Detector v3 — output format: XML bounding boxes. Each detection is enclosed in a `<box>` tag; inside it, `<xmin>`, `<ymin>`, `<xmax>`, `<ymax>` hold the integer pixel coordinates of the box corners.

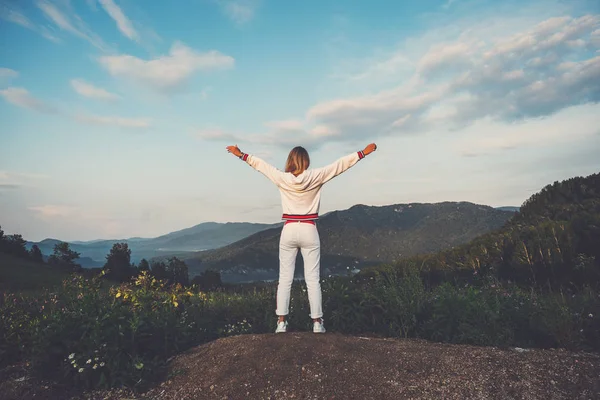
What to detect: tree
<box><xmin>29</xmin><ymin>244</ymin><xmax>44</xmax><ymax>263</ymax></box>
<box><xmin>4</xmin><ymin>234</ymin><xmax>28</xmax><ymax>257</ymax></box>
<box><xmin>103</xmin><ymin>243</ymin><xmax>135</xmax><ymax>282</ymax></box>
<box><xmin>166</xmin><ymin>257</ymin><xmax>189</xmax><ymax>286</ymax></box>
<box><xmin>48</xmin><ymin>242</ymin><xmax>81</xmax><ymax>271</ymax></box>
<box><xmin>150</xmin><ymin>260</ymin><xmax>168</xmax><ymax>281</ymax></box>
<box><xmin>138</xmin><ymin>258</ymin><xmax>150</xmax><ymax>272</ymax></box>
<box><xmin>191</xmin><ymin>269</ymin><xmax>222</xmax><ymax>291</ymax></box>
<box><xmin>0</xmin><ymin>225</ymin><xmax>5</xmax><ymax>254</ymax></box>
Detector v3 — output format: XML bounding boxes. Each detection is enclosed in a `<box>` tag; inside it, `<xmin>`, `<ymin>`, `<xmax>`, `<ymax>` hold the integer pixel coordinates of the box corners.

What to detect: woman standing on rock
<box><xmin>226</xmin><ymin>143</ymin><xmax>377</xmax><ymax>333</ymax></box>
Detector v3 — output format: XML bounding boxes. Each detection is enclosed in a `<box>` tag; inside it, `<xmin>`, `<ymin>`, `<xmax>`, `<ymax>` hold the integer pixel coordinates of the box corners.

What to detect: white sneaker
<box><xmin>313</xmin><ymin>319</ymin><xmax>326</xmax><ymax>333</ymax></box>
<box><xmin>275</xmin><ymin>320</ymin><xmax>288</xmax><ymax>333</ymax></box>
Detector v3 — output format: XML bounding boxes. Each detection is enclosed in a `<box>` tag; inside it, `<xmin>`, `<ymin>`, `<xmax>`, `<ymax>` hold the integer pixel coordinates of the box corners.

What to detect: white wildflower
<box><xmin>86</xmin><ymin>359</ymin><xmax>92</xmax><ymax>364</ymax></box>
<box><xmin>589</xmin><ymin>313</ymin><xmax>594</xmax><ymax>318</ymax></box>
<box><xmin>68</xmin><ymin>353</ymin><xmax>75</xmax><ymax>360</ymax></box>
<box><xmin>78</xmin><ymin>368</ymin><xmax>84</xmax><ymax>373</ymax></box>
<box><xmin>100</xmin><ymin>362</ymin><xmax>105</xmax><ymax>367</ymax></box>
<box><xmin>93</xmin><ymin>364</ymin><xmax>98</xmax><ymax>370</ymax></box>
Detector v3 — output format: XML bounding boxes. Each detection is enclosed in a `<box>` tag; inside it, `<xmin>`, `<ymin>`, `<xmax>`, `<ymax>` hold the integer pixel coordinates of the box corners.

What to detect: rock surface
<box><xmin>2</xmin><ymin>333</ymin><xmax>599</xmax><ymax>399</ymax></box>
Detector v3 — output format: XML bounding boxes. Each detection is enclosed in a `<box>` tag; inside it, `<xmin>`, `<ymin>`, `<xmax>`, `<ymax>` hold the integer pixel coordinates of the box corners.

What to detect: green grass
<box><xmin>0</xmin><ymin>253</ymin><xmax>69</xmax><ymax>293</ymax></box>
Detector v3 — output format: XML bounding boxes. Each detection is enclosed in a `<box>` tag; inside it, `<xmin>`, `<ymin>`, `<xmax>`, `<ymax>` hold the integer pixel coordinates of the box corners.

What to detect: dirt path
<box><xmin>2</xmin><ymin>333</ymin><xmax>599</xmax><ymax>399</ymax></box>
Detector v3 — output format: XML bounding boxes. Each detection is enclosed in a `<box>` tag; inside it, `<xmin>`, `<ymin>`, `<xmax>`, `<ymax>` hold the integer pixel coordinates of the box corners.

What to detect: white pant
<box><xmin>276</xmin><ymin>221</ymin><xmax>323</xmax><ymax>319</ymax></box>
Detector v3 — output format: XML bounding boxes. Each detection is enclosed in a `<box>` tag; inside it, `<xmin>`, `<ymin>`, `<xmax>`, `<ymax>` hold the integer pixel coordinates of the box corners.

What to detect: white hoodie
<box><xmin>240</xmin><ymin>151</ymin><xmax>366</xmax><ymax>220</ymax></box>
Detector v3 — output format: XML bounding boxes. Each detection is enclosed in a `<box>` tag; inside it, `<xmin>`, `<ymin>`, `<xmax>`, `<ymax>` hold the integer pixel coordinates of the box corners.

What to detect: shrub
<box><xmin>2</xmin><ymin>269</ymin><xmax>599</xmax><ymax>392</ymax></box>
<box><xmin>422</xmin><ymin>283</ymin><xmax>515</xmax><ymax>346</ymax></box>
<box><xmin>364</xmin><ymin>266</ymin><xmax>426</xmax><ymax>338</ymax></box>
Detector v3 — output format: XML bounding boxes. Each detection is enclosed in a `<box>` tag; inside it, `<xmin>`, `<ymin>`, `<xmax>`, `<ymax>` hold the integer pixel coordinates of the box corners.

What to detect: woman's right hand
<box><xmin>226</xmin><ymin>145</ymin><xmax>243</xmax><ymax>158</ymax></box>
<box><xmin>363</xmin><ymin>143</ymin><xmax>377</xmax><ymax>155</ymax></box>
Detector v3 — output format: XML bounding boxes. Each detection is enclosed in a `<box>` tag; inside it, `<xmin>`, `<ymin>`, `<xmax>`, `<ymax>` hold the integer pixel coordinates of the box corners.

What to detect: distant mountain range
<box><xmin>169</xmin><ymin>202</ymin><xmax>517</xmax><ymax>283</ymax></box>
<box><xmin>495</xmin><ymin>206</ymin><xmax>521</xmax><ymax>212</ymax></box>
<box><xmin>25</xmin><ymin>204</ymin><xmax>519</xmax><ymax>273</ymax></box>
<box><xmin>26</xmin><ymin>222</ymin><xmax>281</xmax><ymax>267</ymax></box>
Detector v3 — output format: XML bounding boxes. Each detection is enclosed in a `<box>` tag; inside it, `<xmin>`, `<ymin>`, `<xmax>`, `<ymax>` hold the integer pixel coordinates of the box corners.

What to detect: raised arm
<box><xmin>311</xmin><ymin>143</ymin><xmax>377</xmax><ymax>186</ymax></box>
<box><xmin>226</xmin><ymin>145</ymin><xmax>285</xmax><ymax>187</ymax></box>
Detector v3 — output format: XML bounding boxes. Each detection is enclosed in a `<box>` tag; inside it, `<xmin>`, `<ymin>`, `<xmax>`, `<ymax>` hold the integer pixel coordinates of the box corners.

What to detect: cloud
<box><xmin>0</xmin><ymin>68</ymin><xmax>19</xmax><ymax>79</ymax></box>
<box><xmin>36</xmin><ymin>0</ymin><xmax>107</xmax><ymax>50</ymax></box>
<box><xmin>0</xmin><ymin>68</ymin><xmax>19</xmax><ymax>86</ymax></box>
<box><xmin>198</xmin><ymin>13</ymin><xmax>599</xmax><ymax>152</ymax></box>
<box><xmin>75</xmin><ymin>114</ymin><xmax>152</xmax><ymax>128</ymax></box>
<box><xmin>0</xmin><ymin>7</ymin><xmax>61</xmax><ymax>42</ymax></box>
<box><xmin>217</xmin><ymin>0</ymin><xmax>260</xmax><ymax>25</ymax></box>
<box><xmin>0</xmin><ymin>171</ymin><xmax>48</xmax><ymax>190</ymax></box>
<box><xmin>442</xmin><ymin>0</ymin><xmax>458</xmax><ymax>10</ymax></box>
<box><xmin>98</xmin><ymin>41</ymin><xmax>234</xmax><ymax>93</ymax></box>
<box><xmin>195</xmin><ymin>128</ymin><xmax>242</xmax><ymax>142</ymax></box>
<box><xmin>0</xmin><ymin>87</ymin><xmax>58</xmax><ymax>113</ymax></box>
<box><xmin>1</xmin><ymin>86</ymin><xmax>149</xmax><ymax>128</ymax></box>
<box><xmin>37</xmin><ymin>1</ymin><xmax>77</xmax><ymax>33</ymax></box>
<box><xmin>97</xmin><ymin>0</ymin><xmax>138</xmax><ymax>41</ymax></box>
<box><xmin>29</xmin><ymin>205</ymin><xmax>75</xmax><ymax>218</ymax></box>
<box><xmin>198</xmin><ymin>88</ymin><xmax>211</xmax><ymax>100</ymax></box>
<box><xmin>305</xmin><ymin>13</ymin><xmax>600</xmax><ymax>144</ymax></box>
<box><xmin>306</xmin><ymin>87</ymin><xmax>445</xmax><ymax>140</ymax></box>
<box><xmin>454</xmin><ymin>102</ymin><xmax>600</xmax><ymax>156</ymax></box>
<box><xmin>0</xmin><ymin>171</ymin><xmax>48</xmax><ymax>181</ymax></box>
<box><xmin>70</xmin><ymin>79</ymin><xmax>119</xmax><ymax>101</ymax></box>
<box><xmin>345</xmin><ymin>53</ymin><xmax>413</xmax><ymax>82</ymax></box>
<box><xmin>86</xmin><ymin>0</ymin><xmax>98</xmax><ymax>11</ymax></box>
<box><xmin>591</xmin><ymin>29</ymin><xmax>600</xmax><ymax>48</ymax></box>
<box><xmin>0</xmin><ymin>184</ymin><xmax>20</xmax><ymax>190</ymax></box>
<box><xmin>417</xmin><ymin>41</ymin><xmax>477</xmax><ymax>76</ymax></box>
<box><xmin>264</xmin><ymin>119</ymin><xmax>304</xmax><ymax>131</ymax></box>
<box><xmin>310</xmin><ymin>125</ymin><xmax>339</xmax><ymax>138</ymax></box>
<box><xmin>197</xmin><ymin>119</ymin><xmax>340</xmax><ymax>150</ymax></box>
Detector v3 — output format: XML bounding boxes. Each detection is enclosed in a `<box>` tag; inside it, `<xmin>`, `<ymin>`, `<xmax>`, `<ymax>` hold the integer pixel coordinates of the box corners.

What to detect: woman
<box><xmin>226</xmin><ymin>143</ymin><xmax>377</xmax><ymax>333</ymax></box>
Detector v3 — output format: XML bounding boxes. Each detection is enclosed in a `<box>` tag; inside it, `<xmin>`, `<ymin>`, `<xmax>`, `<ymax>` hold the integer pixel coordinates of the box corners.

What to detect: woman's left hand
<box><xmin>226</xmin><ymin>145</ymin><xmax>243</xmax><ymax>158</ymax></box>
<box><xmin>363</xmin><ymin>143</ymin><xmax>377</xmax><ymax>155</ymax></box>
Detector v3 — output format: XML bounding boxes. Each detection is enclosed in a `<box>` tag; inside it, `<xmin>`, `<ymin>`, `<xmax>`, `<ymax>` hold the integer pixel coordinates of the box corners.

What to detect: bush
<box><xmin>321</xmin><ymin>277</ymin><xmax>370</xmax><ymax>333</ymax></box>
<box><xmin>2</xmin><ymin>272</ymin><xmax>211</xmax><ymax>389</ymax></box>
<box><xmin>421</xmin><ymin>283</ymin><xmax>515</xmax><ymax>346</ymax></box>
<box><xmin>2</xmin><ymin>269</ymin><xmax>599</xmax><ymax>392</ymax></box>
<box><xmin>364</xmin><ymin>266</ymin><xmax>426</xmax><ymax>338</ymax></box>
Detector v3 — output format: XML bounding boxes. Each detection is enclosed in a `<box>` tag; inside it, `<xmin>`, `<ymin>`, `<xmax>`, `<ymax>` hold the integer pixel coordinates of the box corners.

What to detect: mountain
<box><xmin>359</xmin><ymin>172</ymin><xmax>600</xmax><ymax>289</ymax></box>
<box><xmin>495</xmin><ymin>206</ymin><xmax>520</xmax><ymax>212</ymax></box>
<box><xmin>26</xmin><ymin>222</ymin><xmax>280</xmax><ymax>267</ymax></box>
<box><xmin>175</xmin><ymin>202</ymin><xmax>515</xmax><ymax>283</ymax></box>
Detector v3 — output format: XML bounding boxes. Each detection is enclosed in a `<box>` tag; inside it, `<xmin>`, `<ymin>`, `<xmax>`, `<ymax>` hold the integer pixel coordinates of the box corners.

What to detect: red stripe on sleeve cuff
<box><xmin>358</xmin><ymin>151</ymin><xmax>365</xmax><ymax>159</ymax></box>
<box><xmin>241</xmin><ymin>153</ymin><xmax>249</xmax><ymax>161</ymax></box>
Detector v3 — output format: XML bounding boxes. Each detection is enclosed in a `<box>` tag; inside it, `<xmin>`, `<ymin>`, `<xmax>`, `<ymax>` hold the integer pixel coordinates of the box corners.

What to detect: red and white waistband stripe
<box><xmin>282</xmin><ymin>213</ymin><xmax>319</xmax><ymax>221</ymax></box>
<box><xmin>284</xmin><ymin>220</ymin><xmax>315</xmax><ymax>225</ymax></box>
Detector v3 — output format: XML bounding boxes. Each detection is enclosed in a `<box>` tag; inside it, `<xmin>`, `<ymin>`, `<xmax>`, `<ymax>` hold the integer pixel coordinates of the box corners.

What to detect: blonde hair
<box><xmin>285</xmin><ymin>146</ymin><xmax>310</xmax><ymax>175</ymax></box>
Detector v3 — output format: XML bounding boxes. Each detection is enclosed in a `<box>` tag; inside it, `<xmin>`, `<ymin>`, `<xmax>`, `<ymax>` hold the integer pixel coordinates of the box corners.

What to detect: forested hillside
<box><xmin>177</xmin><ymin>202</ymin><xmax>514</xmax><ymax>282</ymax></box>
<box><xmin>359</xmin><ymin>172</ymin><xmax>600</xmax><ymax>290</ymax></box>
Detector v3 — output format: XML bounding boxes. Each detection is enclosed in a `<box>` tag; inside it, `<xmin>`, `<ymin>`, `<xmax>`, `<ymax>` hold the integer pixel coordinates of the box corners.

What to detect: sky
<box><xmin>1</xmin><ymin>0</ymin><xmax>599</xmax><ymax>242</ymax></box>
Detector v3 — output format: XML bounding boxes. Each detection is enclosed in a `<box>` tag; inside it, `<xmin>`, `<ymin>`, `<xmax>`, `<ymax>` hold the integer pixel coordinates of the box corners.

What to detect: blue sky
<box><xmin>1</xmin><ymin>0</ymin><xmax>599</xmax><ymax>241</ymax></box>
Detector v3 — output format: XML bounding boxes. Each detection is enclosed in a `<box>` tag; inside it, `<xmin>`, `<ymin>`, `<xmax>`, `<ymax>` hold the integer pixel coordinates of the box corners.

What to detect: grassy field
<box><xmin>0</xmin><ymin>253</ymin><xmax>69</xmax><ymax>293</ymax></box>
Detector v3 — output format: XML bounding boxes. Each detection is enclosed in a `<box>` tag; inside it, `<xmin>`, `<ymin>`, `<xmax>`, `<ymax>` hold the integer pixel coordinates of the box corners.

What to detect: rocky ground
<box><xmin>2</xmin><ymin>333</ymin><xmax>599</xmax><ymax>399</ymax></box>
